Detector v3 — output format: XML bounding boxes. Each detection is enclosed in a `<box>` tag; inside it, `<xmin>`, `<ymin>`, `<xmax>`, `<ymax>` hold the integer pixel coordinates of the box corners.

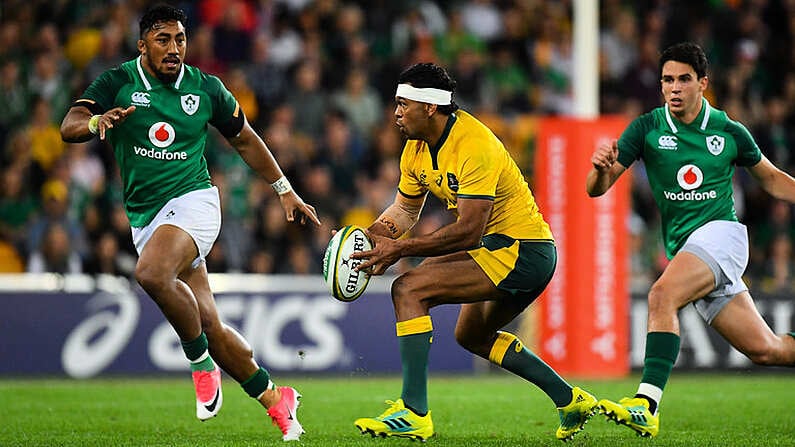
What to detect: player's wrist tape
<box><xmin>88</xmin><ymin>115</ymin><xmax>101</xmax><ymax>135</ymax></box>
<box><xmin>271</xmin><ymin>176</ymin><xmax>292</xmax><ymax>195</ymax></box>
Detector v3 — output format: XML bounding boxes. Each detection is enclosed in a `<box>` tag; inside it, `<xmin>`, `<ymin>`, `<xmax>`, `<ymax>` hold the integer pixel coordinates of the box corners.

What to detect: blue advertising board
<box><xmin>0</xmin><ymin>274</ymin><xmax>474</xmax><ymax>377</ymax></box>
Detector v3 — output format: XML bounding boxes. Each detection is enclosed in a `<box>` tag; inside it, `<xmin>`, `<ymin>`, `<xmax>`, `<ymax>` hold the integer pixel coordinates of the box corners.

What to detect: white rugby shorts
<box><xmin>679</xmin><ymin>220</ymin><xmax>749</xmax><ymax>324</ymax></box>
<box><xmin>131</xmin><ymin>186</ymin><xmax>221</xmax><ymax>269</ymax></box>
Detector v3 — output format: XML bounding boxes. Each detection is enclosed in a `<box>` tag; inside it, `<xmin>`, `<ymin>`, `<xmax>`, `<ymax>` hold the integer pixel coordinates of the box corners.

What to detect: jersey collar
<box><xmin>135</xmin><ymin>56</ymin><xmax>186</xmax><ymax>90</ymax></box>
<box><xmin>664</xmin><ymin>97</ymin><xmax>711</xmax><ymax>133</ymax></box>
<box><xmin>428</xmin><ymin>113</ymin><xmax>457</xmax><ymax>170</ymax></box>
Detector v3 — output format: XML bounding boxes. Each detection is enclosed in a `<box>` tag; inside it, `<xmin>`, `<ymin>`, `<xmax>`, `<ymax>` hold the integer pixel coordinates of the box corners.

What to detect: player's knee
<box><xmin>390</xmin><ymin>274</ymin><xmax>418</xmax><ymax>306</ymax></box>
<box><xmin>647</xmin><ymin>282</ymin><xmax>673</xmax><ymax>315</ymax></box>
<box><xmin>453</xmin><ymin>327</ymin><xmax>489</xmax><ymax>357</ymax></box>
<box><xmin>199</xmin><ymin>314</ymin><xmax>222</xmax><ymax>335</ymax></box>
<box><xmin>135</xmin><ymin>262</ymin><xmax>170</xmax><ymax>295</ymax></box>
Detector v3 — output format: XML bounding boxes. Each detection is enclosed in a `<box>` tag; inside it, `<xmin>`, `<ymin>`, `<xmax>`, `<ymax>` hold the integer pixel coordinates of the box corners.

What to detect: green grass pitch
<box><xmin>2</xmin><ymin>373</ymin><xmax>793</xmax><ymax>446</ymax></box>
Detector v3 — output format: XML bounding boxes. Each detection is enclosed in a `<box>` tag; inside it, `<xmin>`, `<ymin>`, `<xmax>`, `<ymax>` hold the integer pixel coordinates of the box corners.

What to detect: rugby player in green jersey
<box><xmin>350</xmin><ymin>63</ymin><xmax>598</xmax><ymax>441</ymax></box>
<box><xmin>587</xmin><ymin>42</ymin><xmax>795</xmax><ymax>438</ymax></box>
<box><xmin>60</xmin><ymin>4</ymin><xmax>319</xmax><ymax>441</ymax></box>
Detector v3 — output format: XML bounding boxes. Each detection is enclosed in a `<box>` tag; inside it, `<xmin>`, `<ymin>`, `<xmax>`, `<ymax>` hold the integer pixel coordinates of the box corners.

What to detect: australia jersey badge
<box><xmin>706</xmin><ymin>135</ymin><xmax>724</xmax><ymax>155</ymax></box>
<box><xmin>181</xmin><ymin>94</ymin><xmax>200</xmax><ymax>115</ymax></box>
<box><xmin>446</xmin><ymin>172</ymin><xmax>459</xmax><ymax>191</ymax></box>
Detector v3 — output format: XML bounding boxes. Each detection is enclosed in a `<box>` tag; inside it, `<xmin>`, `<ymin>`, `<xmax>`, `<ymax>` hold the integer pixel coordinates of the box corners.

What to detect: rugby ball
<box><xmin>323</xmin><ymin>225</ymin><xmax>372</xmax><ymax>302</ymax></box>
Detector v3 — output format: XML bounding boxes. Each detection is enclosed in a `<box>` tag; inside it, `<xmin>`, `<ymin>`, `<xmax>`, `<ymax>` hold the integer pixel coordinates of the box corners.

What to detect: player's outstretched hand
<box><xmin>591</xmin><ymin>139</ymin><xmax>619</xmax><ymax>171</ymax></box>
<box><xmin>98</xmin><ymin>106</ymin><xmax>136</xmax><ymax>140</ymax></box>
<box><xmin>279</xmin><ymin>192</ymin><xmax>321</xmax><ymax>226</ymax></box>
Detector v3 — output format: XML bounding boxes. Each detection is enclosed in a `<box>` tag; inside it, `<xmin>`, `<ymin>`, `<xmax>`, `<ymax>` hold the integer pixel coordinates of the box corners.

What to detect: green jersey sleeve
<box><xmin>77</xmin><ymin>67</ymin><xmax>131</xmax><ymax>114</ymax></box>
<box><xmin>616</xmin><ymin>112</ymin><xmax>655</xmax><ymax>168</ymax></box>
<box><xmin>725</xmin><ymin>119</ymin><xmax>762</xmax><ymax>167</ymax></box>
<box><xmin>203</xmin><ymin>73</ymin><xmax>244</xmax><ymax>138</ymax></box>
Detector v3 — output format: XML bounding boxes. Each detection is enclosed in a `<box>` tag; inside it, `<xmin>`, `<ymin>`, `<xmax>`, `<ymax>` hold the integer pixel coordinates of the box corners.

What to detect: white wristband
<box><xmin>271</xmin><ymin>176</ymin><xmax>292</xmax><ymax>195</ymax></box>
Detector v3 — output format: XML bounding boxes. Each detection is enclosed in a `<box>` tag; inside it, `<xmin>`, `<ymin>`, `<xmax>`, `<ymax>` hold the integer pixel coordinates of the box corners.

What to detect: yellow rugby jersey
<box><xmin>398</xmin><ymin>110</ymin><xmax>553</xmax><ymax>241</ymax></box>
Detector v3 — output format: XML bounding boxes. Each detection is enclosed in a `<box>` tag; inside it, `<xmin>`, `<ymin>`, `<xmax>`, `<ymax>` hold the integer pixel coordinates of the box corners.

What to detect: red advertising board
<box><xmin>534</xmin><ymin>117</ymin><xmax>630</xmax><ymax>377</ymax></box>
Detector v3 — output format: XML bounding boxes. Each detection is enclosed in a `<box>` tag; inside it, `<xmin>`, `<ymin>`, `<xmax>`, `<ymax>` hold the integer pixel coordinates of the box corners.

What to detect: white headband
<box><xmin>395</xmin><ymin>84</ymin><xmax>452</xmax><ymax>105</ymax></box>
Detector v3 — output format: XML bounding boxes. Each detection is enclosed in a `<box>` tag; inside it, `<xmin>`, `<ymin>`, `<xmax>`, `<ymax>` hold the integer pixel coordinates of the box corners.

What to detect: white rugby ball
<box><xmin>323</xmin><ymin>225</ymin><xmax>372</xmax><ymax>302</ymax></box>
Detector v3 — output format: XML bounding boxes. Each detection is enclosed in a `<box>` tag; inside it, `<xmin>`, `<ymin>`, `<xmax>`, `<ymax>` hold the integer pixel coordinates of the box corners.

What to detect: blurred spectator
<box><xmin>531</xmin><ymin>17</ymin><xmax>574</xmax><ymax>115</ymax></box>
<box><xmin>0</xmin><ymin>165</ymin><xmax>37</xmax><ymax>255</ymax></box>
<box><xmin>205</xmin><ymin>242</ymin><xmax>230</xmax><ymax>273</ymax></box>
<box><xmin>459</xmin><ymin>0</ymin><xmax>503</xmax><ymax>43</ymax></box>
<box><xmin>0</xmin><ymin>59</ymin><xmax>28</xmax><ymax>146</ymax></box>
<box><xmin>27</xmin><ymin>221</ymin><xmax>82</xmax><ymax>274</ymax></box>
<box><xmin>26</xmin><ymin>179</ymin><xmax>86</xmax><ymax>260</ymax></box>
<box><xmin>298</xmin><ymin>162</ymin><xmax>343</xmax><ymax>222</ymax></box>
<box><xmin>224</xmin><ymin>66</ymin><xmax>259</xmax><ymax>124</ymax></box>
<box><xmin>243</xmin><ymin>31</ymin><xmax>287</xmax><ymax>122</ymax></box>
<box><xmin>449</xmin><ymin>46</ymin><xmax>486</xmax><ymax>112</ymax></box>
<box><xmin>247</xmin><ymin>248</ymin><xmax>274</xmax><ymax>273</ymax></box>
<box><xmin>208</xmin><ymin>139</ymin><xmax>256</xmax><ymax>272</ymax></box>
<box><xmin>753</xmin><ymin>96</ymin><xmax>795</xmax><ymax>171</ymax></box>
<box><xmin>82</xmin><ymin>230</ymin><xmax>132</xmax><ymax>277</ymax></box>
<box><xmin>84</xmin><ymin>22</ymin><xmax>128</xmax><ymax>82</ymax></box>
<box><xmin>27</xmin><ymin>50</ymin><xmax>72</xmax><ymax>123</ymax></box>
<box><xmin>749</xmin><ymin>200</ymin><xmax>795</xmax><ymax>277</ymax></box>
<box><xmin>0</xmin><ymin>20</ymin><xmax>23</xmax><ymax>62</ymax></box>
<box><xmin>186</xmin><ymin>24</ymin><xmax>226</xmax><ymax>76</ymax></box>
<box><xmin>212</xmin><ymin>0</ymin><xmax>255</xmax><ymax>65</ymax></box>
<box><xmin>261</xmin><ymin>114</ymin><xmax>308</xmax><ymax>180</ymax></box>
<box><xmin>107</xmin><ymin>203</ymin><xmax>137</xmax><ymax>263</ymax></box>
<box><xmin>600</xmin><ymin>8</ymin><xmax>639</xmax><ymax>85</ymax></box>
<box><xmin>27</xmin><ymin>96</ymin><xmax>66</xmax><ymax>176</ymax></box>
<box><xmin>435</xmin><ymin>9</ymin><xmax>485</xmax><ymax>68</ymax></box>
<box><xmin>0</xmin><ymin>233</ymin><xmax>24</xmax><ymax>272</ymax></box>
<box><xmin>330</xmin><ymin>68</ymin><xmax>383</xmax><ymax>145</ymax></box>
<box><xmin>283</xmin><ymin>243</ymin><xmax>316</xmax><ymax>274</ymax></box>
<box><xmin>618</xmin><ymin>35</ymin><xmax>663</xmax><ymax>114</ymax></box>
<box><xmin>391</xmin><ymin>3</ymin><xmax>446</xmax><ymax>63</ymax></box>
<box><xmin>760</xmin><ymin>233</ymin><xmax>794</xmax><ymax>293</ymax></box>
<box><xmin>66</xmin><ymin>141</ymin><xmax>106</xmax><ymax>204</ymax></box>
<box><xmin>483</xmin><ymin>44</ymin><xmax>532</xmax><ymax>115</ymax></box>
<box><xmin>267</xmin><ymin>5</ymin><xmax>304</xmax><ymax>69</ymax></box>
<box><xmin>315</xmin><ymin>110</ymin><xmax>363</xmax><ymax>199</ymax></box>
<box><xmin>286</xmin><ymin>60</ymin><xmax>327</xmax><ymax>141</ymax></box>
<box><xmin>326</xmin><ymin>3</ymin><xmax>368</xmax><ymax>71</ymax></box>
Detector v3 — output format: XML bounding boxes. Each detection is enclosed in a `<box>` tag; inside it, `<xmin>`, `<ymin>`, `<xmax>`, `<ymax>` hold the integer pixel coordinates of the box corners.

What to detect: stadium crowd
<box><xmin>1</xmin><ymin>0</ymin><xmax>795</xmax><ymax>294</ymax></box>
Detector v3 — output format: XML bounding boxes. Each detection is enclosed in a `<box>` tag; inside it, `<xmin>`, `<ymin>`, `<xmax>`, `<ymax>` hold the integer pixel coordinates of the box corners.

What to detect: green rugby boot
<box><xmin>556</xmin><ymin>387</ymin><xmax>598</xmax><ymax>441</ymax></box>
<box><xmin>354</xmin><ymin>399</ymin><xmax>434</xmax><ymax>441</ymax></box>
<box><xmin>598</xmin><ymin>397</ymin><xmax>659</xmax><ymax>437</ymax></box>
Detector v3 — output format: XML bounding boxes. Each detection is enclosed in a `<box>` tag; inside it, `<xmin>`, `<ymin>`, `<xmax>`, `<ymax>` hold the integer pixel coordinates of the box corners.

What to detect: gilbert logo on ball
<box><xmin>323</xmin><ymin>225</ymin><xmax>372</xmax><ymax>302</ymax></box>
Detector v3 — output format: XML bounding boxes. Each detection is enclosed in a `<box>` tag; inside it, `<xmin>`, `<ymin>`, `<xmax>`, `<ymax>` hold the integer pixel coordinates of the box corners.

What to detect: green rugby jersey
<box><xmin>78</xmin><ymin>57</ymin><xmax>241</xmax><ymax>227</ymax></box>
<box><xmin>617</xmin><ymin>98</ymin><xmax>762</xmax><ymax>258</ymax></box>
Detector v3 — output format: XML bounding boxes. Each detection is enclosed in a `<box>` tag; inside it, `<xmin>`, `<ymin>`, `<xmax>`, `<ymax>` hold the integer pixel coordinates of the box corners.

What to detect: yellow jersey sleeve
<box><xmin>398</xmin><ymin>140</ymin><xmax>428</xmax><ymax>198</ymax></box>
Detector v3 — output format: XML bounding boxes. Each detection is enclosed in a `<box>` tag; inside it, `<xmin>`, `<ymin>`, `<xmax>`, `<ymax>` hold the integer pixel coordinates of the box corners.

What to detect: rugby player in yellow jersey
<box><xmin>350</xmin><ymin>62</ymin><xmax>597</xmax><ymax>442</ymax></box>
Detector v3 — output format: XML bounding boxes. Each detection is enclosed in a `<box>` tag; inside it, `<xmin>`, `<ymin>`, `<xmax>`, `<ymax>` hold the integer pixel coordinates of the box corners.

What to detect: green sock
<box><xmin>181</xmin><ymin>333</ymin><xmax>215</xmax><ymax>372</ymax></box>
<box><xmin>640</xmin><ymin>332</ymin><xmax>680</xmax><ymax>390</ymax></box>
<box><xmin>241</xmin><ymin>367</ymin><xmax>274</xmax><ymax>398</ymax></box>
<box><xmin>489</xmin><ymin>331</ymin><xmax>571</xmax><ymax>407</ymax></box>
<box><xmin>397</xmin><ymin>316</ymin><xmax>433</xmax><ymax>415</ymax></box>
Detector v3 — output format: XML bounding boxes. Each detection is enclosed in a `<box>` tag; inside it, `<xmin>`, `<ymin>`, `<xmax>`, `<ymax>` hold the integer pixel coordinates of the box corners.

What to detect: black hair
<box><xmin>397</xmin><ymin>62</ymin><xmax>459</xmax><ymax>114</ymax></box>
<box><xmin>660</xmin><ymin>42</ymin><xmax>708</xmax><ymax>79</ymax></box>
<box><xmin>139</xmin><ymin>3</ymin><xmax>187</xmax><ymax>38</ymax></box>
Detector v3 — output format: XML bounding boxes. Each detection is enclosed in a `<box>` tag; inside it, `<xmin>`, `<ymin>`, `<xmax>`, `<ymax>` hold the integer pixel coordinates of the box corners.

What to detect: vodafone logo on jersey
<box><xmin>676</xmin><ymin>164</ymin><xmax>703</xmax><ymax>190</ymax></box>
<box><xmin>664</xmin><ymin>164</ymin><xmax>717</xmax><ymax>201</ymax></box>
<box><xmin>148</xmin><ymin>122</ymin><xmax>175</xmax><ymax>148</ymax></box>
